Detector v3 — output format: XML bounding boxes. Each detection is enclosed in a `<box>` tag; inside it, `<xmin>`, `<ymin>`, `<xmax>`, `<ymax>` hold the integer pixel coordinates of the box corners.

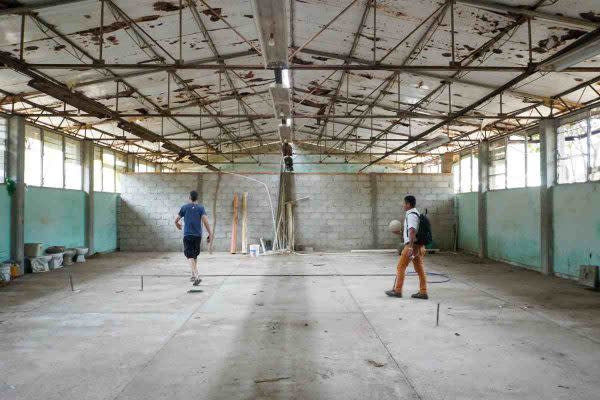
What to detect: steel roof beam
<box><xmin>456</xmin><ymin>0</ymin><xmax>599</xmax><ymax>30</ymax></box>
<box><xmin>360</xmin><ymin>26</ymin><xmax>600</xmax><ymax>171</ymax></box>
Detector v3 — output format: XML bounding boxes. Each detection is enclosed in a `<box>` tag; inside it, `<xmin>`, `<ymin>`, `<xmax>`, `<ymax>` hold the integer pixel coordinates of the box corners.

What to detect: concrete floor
<box><xmin>1</xmin><ymin>251</ymin><xmax>599</xmax><ymax>400</ymax></box>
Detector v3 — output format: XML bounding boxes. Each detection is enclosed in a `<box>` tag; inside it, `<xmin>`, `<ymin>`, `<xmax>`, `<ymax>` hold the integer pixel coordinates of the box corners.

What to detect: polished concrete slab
<box><xmin>1</xmin><ymin>251</ymin><xmax>599</xmax><ymax>399</ymax></box>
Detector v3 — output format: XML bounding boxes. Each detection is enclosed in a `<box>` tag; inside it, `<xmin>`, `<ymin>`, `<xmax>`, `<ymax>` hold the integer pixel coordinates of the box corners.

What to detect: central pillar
<box><xmin>477</xmin><ymin>140</ymin><xmax>489</xmax><ymax>259</ymax></box>
<box><xmin>7</xmin><ymin>116</ymin><xmax>25</xmax><ymax>274</ymax></box>
<box><xmin>82</xmin><ymin>140</ymin><xmax>95</xmax><ymax>255</ymax></box>
<box><xmin>540</xmin><ymin>119</ymin><xmax>556</xmax><ymax>276</ymax></box>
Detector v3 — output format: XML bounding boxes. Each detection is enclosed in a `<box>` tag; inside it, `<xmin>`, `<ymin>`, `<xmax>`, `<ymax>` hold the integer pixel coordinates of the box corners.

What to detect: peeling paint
<box><xmin>291</xmin><ymin>55</ymin><xmax>313</xmax><ymax>65</ymax></box>
<box><xmin>580</xmin><ymin>11</ymin><xmax>600</xmax><ymax>23</ymax></box>
<box><xmin>202</xmin><ymin>8</ymin><xmax>223</xmax><ymax>22</ymax></box>
<box><xmin>153</xmin><ymin>1</ymin><xmax>184</xmax><ymax>12</ymax></box>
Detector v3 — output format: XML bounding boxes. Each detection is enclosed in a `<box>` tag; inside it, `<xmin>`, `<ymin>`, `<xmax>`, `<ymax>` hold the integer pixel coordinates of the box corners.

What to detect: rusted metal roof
<box><xmin>0</xmin><ymin>0</ymin><xmax>599</xmax><ymax>171</ymax></box>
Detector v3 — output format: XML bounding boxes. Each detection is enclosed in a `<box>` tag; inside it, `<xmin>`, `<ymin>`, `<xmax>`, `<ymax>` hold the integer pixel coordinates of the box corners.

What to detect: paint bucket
<box><xmin>249</xmin><ymin>244</ymin><xmax>260</xmax><ymax>257</ymax></box>
<box><xmin>1</xmin><ymin>262</ymin><xmax>12</xmax><ymax>282</ymax></box>
<box><xmin>24</xmin><ymin>243</ymin><xmax>43</xmax><ymax>258</ymax></box>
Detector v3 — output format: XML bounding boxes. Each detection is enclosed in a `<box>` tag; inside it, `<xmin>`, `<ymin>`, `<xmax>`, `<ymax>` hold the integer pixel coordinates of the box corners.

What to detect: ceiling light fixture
<box><xmin>411</xmin><ymin>135</ymin><xmax>451</xmax><ymax>154</ymax></box>
<box><xmin>269</xmin><ymin>84</ymin><xmax>291</xmax><ymax>117</ymax></box>
<box><xmin>539</xmin><ymin>31</ymin><xmax>600</xmax><ymax>71</ymax></box>
<box><xmin>282</xmin><ymin>69</ymin><xmax>290</xmax><ymax>88</ymax></box>
<box><xmin>251</xmin><ymin>0</ymin><xmax>289</xmax><ymax>67</ymax></box>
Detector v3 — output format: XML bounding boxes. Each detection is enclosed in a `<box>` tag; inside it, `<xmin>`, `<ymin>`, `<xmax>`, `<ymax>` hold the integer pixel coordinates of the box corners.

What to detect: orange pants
<box><xmin>394</xmin><ymin>245</ymin><xmax>427</xmax><ymax>294</ymax></box>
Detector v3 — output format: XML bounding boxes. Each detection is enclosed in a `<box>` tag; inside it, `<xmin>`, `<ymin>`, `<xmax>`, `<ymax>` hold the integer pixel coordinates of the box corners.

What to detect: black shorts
<box><xmin>183</xmin><ymin>235</ymin><xmax>201</xmax><ymax>259</ymax></box>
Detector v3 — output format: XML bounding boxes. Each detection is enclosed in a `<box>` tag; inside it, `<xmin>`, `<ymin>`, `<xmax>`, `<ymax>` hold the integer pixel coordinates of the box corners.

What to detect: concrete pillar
<box><xmin>412</xmin><ymin>164</ymin><xmax>423</xmax><ymax>174</ymax></box>
<box><xmin>477</xmin><ymin>140</ymin><xmax>489</xmax><ymax>259</ymax></box>
<box><xmin>7</xmin><ymin>116</ymin><xmax>25</xmax><ymax>274</ymax></box>
<box><xmin>369</xmin><ymin>173</ymin><xmax>378</xmax><ymax>248</ymax></box>
<box><xmin>441</xmin><ymin>153</ymin><xmax>453</xmax><ymax>173</ymax></box>
<box><xmin>82</xmin><ymin>140</ymin><xmax>95</xmax><ymax>255</ymax></box>
<box><xmin>540</xmin><ymin>119</ymin><xmax>556</xmax><ymax>276</ymax></box>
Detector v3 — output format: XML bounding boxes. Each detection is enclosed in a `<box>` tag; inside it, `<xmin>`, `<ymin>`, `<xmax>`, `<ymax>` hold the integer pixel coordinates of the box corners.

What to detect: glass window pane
<box><xmin>527</xmin><ymin>133</ymin><xmax>541</xmax><ymax>187</ymax></box>
<box><xmin>25</xmin><ymin>126</ymin><xmax>42</xmax><ymax>186</ymax></box>
<box><xmin>64</xmin><ymin>138</ymin><xmax>82</xmax><ymax>190</ymax></box>
<box><xmin>42</xmin><ymin>131</ymin><xmax>63</xmax><ymax>188</ymax></box>
<box><xmin>0</xmin><ymin>117</ymin><xmax>6</xmax><ymax>183</ymax></box>
<box><xmin>460</xmin><ymin>155</ymin><xmax>471</xmax><ymax>193</ymax></box>
<box><xmin>115</xmin><ymin>154</ymin><xmax>126</xmax><ymax>192</ymax></box>
<box><xmin>590</xmin><ymin>108</ymin><xmax>600</xmax><ymax>181</ymax></box>
<box><xmin>472</xmin><ymin>152</ymin><xmax>479</xmax><ymax>191</ymax></box>
<box><xmin>557</xmin><ymin>119</ymin><xmax>588</xmax><ymax>184</ymax></box>
<box><xmin>93</xmin><ymin>147</ymin><xmax>102</xmax><ymax>191</ymax></box>
<box><xmin>507</xmin><ymin>134</ymin><xmax>526</xmax><ymax>188</ymax></box>
<box><xmin>452</xmin><ymin>162</ymin><xmax>459</xmax><ymax>193</ymax></box>
<box><xmin>489</xmin><ymin>139</ymin><xmax>506</xmax><ymax>190</ymax></box>
<box><xmin>102</xmin><ymin>150</ymin><xmax>115</xmax><ymax>192</ymax></box>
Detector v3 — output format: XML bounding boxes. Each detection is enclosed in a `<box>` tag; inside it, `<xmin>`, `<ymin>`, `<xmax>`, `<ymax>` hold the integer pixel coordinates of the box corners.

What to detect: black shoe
<box><xmin>411</xmin><ymin>292</ymin><xmax>429</xmax><ymax>300</ymax></box>
<box><xmin>190</xmin><ymin>276</ymin><xmax>195</xmax><ymax>282</ymax></box>
<box><xmin>193</xmin><ymin>277</ymin><xmax>202</xmax><ymax>286</ymax></box>
<box><xmin>385</xmin><ymin>290</ymin><xmax>402</xmax><ymax>298</ymax></box>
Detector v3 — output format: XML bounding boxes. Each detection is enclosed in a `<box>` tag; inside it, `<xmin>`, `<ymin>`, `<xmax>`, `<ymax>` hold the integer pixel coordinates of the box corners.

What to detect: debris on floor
<box><xmin>254</xmin><ymin>376</ymin><xmax>291</xmax><ymax>384</ymax></box>
<box><xmin>366</xmin><ymin>360</ymin><xmax>386</xmax><ymax>368</ymax></box>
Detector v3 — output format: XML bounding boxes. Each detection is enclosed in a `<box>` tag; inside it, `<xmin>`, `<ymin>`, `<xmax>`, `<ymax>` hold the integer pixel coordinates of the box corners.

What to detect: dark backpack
<box><xmin>409</xmin><ymin>212</ymin><xmax>433</xmax><ymax>246</ymax></box>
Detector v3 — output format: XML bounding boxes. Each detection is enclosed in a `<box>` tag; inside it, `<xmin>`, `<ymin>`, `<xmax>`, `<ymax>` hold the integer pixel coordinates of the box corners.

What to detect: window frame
<box><xmin>453</xmin><ymin>149</ymin><xmax>478</xmax><ymax>194</ymax></box>
<box><xmin>21</xmin><ymin>123</ymin><xmax>134</xmax><ymax>192</ymax></box>
<box><xmin>488</xmin><ymin>137</ymin><xmax>508</xmax><ymax>191</ymax></box>
<box><xmin>556</xmin><ymin>108</ymin><xmax>598</xmax><ymax>185</ymax></box>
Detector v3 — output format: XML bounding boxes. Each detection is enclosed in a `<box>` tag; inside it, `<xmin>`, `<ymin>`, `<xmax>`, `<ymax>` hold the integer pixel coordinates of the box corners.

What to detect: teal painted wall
<box><xmin>24</xmin><ymin>187</ymin><xmax>85</xmax><ymax>250</ymax></box>
<box><xmin>456</xmin><ymin>192</ymin><xmax>479</xmax><ymax>254</ymax></box>
<box><xmin>553</xmin><ymin>182</ymin><xmax>600</xmax><ymax>279</ymax></box>
<box><xmin>486</xmin><ymin>188</ymin><xmax>541</xmax><ymax>270</ymax></box>
<box><xmin>0</xmin><ymin>184</ymin><xmax>10</xmax><ymax>261</ymax></box>
<box><xmin>94</xmin><ymin>192</ymin><xmax>118</xmax><ymax>253</ymax></box>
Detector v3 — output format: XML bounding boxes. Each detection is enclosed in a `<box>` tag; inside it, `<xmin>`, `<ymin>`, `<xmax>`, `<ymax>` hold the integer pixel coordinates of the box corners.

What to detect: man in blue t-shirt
<box><xmin>174</xmin><ymin>190</ymin><xmax>212</xmax><ymax>286</ymax></box>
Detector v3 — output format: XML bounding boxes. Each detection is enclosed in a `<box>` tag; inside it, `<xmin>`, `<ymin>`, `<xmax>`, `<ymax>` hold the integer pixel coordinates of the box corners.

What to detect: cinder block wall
<box><xmin>119</xmin><ymin>172</ymin><xmax>454</xmax><ymax>252</ymax></box>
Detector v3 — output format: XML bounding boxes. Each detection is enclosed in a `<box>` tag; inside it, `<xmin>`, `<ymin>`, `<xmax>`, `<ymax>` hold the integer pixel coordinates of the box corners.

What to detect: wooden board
<box><xmin>230</xmin><ymin>192</ymin><xmax>239</xmax><ymax>254</ymax></box>
<box><xmin>241</xmin><ymin>192</ymin><xmax>248</xmax><ymax>254</ymax></box>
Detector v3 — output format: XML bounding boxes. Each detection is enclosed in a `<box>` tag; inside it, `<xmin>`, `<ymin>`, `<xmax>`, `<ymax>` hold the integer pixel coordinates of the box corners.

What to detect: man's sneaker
<box><xmin>385</xmin><ymin>290</ymin><xmax>402</xmax><ymax>298</ymax></box>
<box><xmin>411</xmin><ymin>292</ymin><xmax>429</xmax><ymax>300</ymax></box>
<box><xmin>193</xmin><ymin>277</ymin><xmax>202</xmax><ymax>286</ymax></box>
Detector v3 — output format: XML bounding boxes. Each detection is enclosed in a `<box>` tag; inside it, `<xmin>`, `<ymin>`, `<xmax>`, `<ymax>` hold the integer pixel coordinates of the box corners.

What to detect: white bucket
<box><xmin>0</xmin><ymin>262</ymin><xmax>11</xmax><ymax>282</ymax></box>
<box><xmin>249</xmin><ymin>244</ymin><xmax>260</xmax><ymax>257</ymax></box>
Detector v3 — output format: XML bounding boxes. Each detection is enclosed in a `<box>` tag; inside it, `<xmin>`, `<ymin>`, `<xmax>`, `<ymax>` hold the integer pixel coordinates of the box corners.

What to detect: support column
<box><xmin>82</xmin><ymin>140</ymin><xmax>95</xmax><ymax>255</ymax></box>
<box><xmin>477</xmin><ymin>140</ymin><xmax>489</xmax><ymax>259</ymax></box>
<box><xmin>540</xmin><ymin>119</ymin><xmax>556</xmax><ymax>276</ymax></box>
<box><xmin>369</xmin><ymin>173</ymin><xmax>378</xmax><ymax>248</ymax></box>
<box><xmin>7</xmin><ymin>116</ymin><xmax>25</xmax><ymax>274</ymax></box>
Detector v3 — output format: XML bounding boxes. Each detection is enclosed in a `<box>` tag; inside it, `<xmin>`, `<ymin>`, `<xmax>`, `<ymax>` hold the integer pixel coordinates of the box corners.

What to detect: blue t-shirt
<box><xmin>178</xmin><ymin>203</ymin><xmax>206</xmax><ymax>237</ymax></box>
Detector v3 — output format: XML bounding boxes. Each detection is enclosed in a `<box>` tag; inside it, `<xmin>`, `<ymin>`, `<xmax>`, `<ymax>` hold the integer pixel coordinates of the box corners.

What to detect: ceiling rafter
<box><xmin>103</xmin><ymin>0</ymin><xmax>258</xmax><ymax>162</ymax></box>
<box><xmin>361</xmin><ymin>26</ymin><xmax>600</xmax><ymax>170</ymax></box>
<box><xmin>24</xmin><ymin>9</ymin><xmax>227</xmax><ymax>162</ymax></box>
<box><xmin>321</xmin><ymin>1</ymin><xmax>451</xmax><ymax>160</ymax></box>
<box><xmin>356</xmin><ymin>0</ymin><xmax>551</xmax><ymax>164</ymax></box>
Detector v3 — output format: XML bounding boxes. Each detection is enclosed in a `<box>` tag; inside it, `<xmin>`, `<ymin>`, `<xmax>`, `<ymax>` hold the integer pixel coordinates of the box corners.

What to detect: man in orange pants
<box><xmin>386</xmin><ymin>195</ymin><xmax>428</xmax><ymax>299</ymax></box>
